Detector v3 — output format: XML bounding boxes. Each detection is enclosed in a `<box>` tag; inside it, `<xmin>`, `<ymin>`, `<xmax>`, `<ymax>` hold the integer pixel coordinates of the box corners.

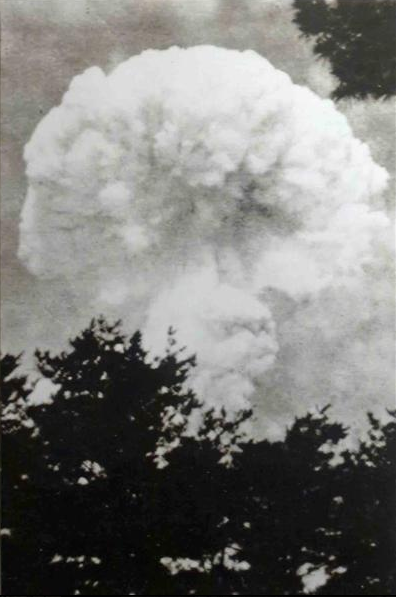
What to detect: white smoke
<box><xmin>144</xmin><ymin>266</ymin><xmax>278</xmax><ymax>410</ymax></box>
<box><xmin>19</xmin><ymin>46</ymin><xmax>391</xmax><ymax>431</ymax></box>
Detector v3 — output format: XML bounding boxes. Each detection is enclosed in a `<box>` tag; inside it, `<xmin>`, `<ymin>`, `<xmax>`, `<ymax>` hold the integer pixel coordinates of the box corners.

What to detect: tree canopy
<box><xmin>1</xmin><ymin>318</ymin><xmax>395</xmax><ymax>594</ymax></box>
<box><xmin>293</xmin><ymin>0</ymin><xmax>396</xmax><ymax>99</ymax></box>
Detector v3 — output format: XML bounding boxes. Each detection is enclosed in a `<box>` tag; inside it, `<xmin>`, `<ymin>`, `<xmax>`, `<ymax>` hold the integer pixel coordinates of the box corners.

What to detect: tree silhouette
<box><xmin>2</xmin><ymin>320</ymin><xmax>199</xmax><ymax>594</ymax></box>
<box><xmin>293</xmin><ymin>0</ymin><xmax>396</xmax><ymax>99</ymax></box>
<box><xmin>30</xmin><ymin>318</ymin><xmax>202</xmax><ymax>594</ymax></box>
<box><xmin>227</xmin><ymin>406</ymin><xmax>349</xmax><ymax>595</ymax></box>
<box><xmin>152</xmin><ymin>407</ymin><xmax>253</xmax><ymax>596</ymax></box>
<box><xmin>1</xmin><ymin>353</ymin><xmax>47</xmax><ymax>593</ymax></box>
<box><xmin>315</xmin><ymin>411</ymin><xmax>396</xmax><ymax>595</ymax></box>
<box><xmin>2</xmin><ymin>319</ymin><xmax>395</xmax><ymax>594</ymax></box>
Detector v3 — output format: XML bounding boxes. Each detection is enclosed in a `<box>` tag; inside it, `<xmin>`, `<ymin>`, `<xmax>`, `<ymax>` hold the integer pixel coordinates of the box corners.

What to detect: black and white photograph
<box><xmin>1</xmin><ymin>0</ymin><xmax>395</xmax><ymax>594</ymax></box>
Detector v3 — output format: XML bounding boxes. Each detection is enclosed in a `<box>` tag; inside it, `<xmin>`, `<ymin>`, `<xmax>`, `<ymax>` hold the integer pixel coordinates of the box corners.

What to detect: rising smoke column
<box><xmin>19</xmin><ymin>46</ymin><xmax>390</xmax><ymax>429</ymax></box>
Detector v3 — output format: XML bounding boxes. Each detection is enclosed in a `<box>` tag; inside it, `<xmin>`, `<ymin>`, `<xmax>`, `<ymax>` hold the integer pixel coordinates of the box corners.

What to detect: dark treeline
<box><xmin>293</xmin><ymin>0</ymin><xmax>396</xmax><ymax>99</ymax></box>
<box><xmin>1</xmin><ymin>318</ymin><xmax>395</xmax><ymax>595</ymax></box>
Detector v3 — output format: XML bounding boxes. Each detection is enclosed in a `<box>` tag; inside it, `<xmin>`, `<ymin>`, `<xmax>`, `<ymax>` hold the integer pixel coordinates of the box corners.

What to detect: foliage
<box><xmin>1</xmin><ymin>319</ymin><xmax>395</xmax><ymax>594</ymax></box>
<box><xmin>293</xmin><ymin>0</ymin><xmax>396</xmax><ymax>99</ymax></box>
